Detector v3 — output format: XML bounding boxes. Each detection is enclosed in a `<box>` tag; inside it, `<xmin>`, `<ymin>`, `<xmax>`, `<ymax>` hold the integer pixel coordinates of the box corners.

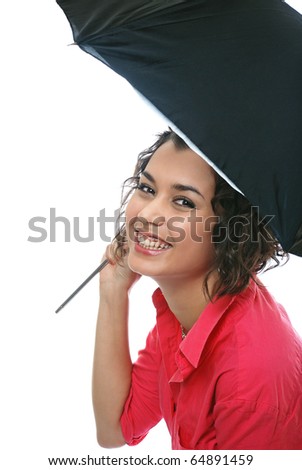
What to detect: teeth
<box><xmin>137</xmin><ymin>233</ymin><xmax>170</xmax><ymax>250</ymax></box>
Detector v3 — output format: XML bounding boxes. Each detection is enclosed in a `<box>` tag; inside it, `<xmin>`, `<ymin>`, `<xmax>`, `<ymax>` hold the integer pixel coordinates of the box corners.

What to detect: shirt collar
<box><xmin>152</xmin><ymin>282</ymin><xmax>256</xmax><ymax>376</ymax></box>
<box><xmin>179</xmin><ymin>293</ymin><xmax>236</xmax><ymax>368</ymax></box>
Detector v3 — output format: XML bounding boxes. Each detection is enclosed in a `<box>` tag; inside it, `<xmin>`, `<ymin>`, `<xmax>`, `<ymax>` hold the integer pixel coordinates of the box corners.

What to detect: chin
<box><xmin>127</xmin><ymin>256</ymin><xmax>167</xmax><ymax>279</ymax></box>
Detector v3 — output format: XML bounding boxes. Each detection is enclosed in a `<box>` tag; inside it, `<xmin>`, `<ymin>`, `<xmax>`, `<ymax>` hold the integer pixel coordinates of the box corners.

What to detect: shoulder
<box><xmin>222</xmin><ymin>279</ymin><xmax>298</xmax><ymax>344</ymax></box>
<box><xmin>213</xmin><ymin>281</ymin><xmax>302</xmax><ymax>404</ymax></box>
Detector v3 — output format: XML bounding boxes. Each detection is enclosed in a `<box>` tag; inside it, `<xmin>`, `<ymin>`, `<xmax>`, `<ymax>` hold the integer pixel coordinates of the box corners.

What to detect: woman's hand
<box><xmin>99</xmin><ymin>242</ymin><xmax>141</xmax><ymax>294</ymax></box>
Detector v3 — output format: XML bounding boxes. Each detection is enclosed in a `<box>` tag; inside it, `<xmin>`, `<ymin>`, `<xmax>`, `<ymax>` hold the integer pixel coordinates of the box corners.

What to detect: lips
<box><xmin>135</xmin><ymin>231</ymin><xmax>171</xmax><ymax>251</ymax></box>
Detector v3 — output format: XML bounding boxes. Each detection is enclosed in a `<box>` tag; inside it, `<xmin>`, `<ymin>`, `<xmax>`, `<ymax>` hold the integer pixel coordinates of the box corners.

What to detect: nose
<box><xmin>136</xmin><ymin>197</ymin><xmax>166</xmax><ymax>227</ymax></box>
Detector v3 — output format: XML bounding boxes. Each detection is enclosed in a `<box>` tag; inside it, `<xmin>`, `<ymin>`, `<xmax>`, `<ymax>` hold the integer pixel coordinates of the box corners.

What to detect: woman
<box><xmin>92</xmin><ymin>130</ymin><xmax>302</xmax><ymax>449</ymax></box>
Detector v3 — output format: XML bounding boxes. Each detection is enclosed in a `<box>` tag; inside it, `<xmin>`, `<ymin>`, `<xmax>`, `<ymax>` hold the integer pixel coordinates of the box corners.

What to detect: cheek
<box><xmin>182</xmin><ymin>212</ymin><xmax>215</xmax><ymax>244</ymax></box>
<box><xmin>125</xmin><ymin>195</ymin><xmax>143</xmax><ymax>230</ymax></box>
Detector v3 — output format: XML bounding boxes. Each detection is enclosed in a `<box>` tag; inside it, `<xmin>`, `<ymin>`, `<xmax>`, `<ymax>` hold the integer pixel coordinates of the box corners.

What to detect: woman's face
<box><xmin>125</xmin><ymin>140</ymin><xmax>217</xmax><ymax>283</ymax></box>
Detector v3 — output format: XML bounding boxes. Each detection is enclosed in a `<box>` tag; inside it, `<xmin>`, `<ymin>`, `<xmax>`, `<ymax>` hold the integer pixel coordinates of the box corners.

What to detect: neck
<box><xmin>155</xmin><ymin>273</ymin><xmax>217</xmax><ymax>332</ymax></box>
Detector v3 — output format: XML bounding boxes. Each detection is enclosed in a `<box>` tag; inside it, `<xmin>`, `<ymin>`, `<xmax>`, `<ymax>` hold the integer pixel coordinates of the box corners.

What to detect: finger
<box><xmin>103</xmin><ymin>242</ymin><xmax>121</xmax><ymax>265</ymax></box>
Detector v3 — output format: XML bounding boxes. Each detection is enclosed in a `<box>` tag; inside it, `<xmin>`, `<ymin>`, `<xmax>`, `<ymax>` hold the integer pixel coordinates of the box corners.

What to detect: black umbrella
<box><xmin>56</xmin><ymin>0</ymin><xmax>302</xmax><ymax>257</ymax></box>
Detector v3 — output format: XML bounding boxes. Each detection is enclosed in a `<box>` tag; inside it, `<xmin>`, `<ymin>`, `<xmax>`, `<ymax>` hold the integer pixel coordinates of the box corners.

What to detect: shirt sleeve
<box><xmin>120</xmin><ymin>325</ymin><xmax>163</xmax><ymax>445</ymax></box>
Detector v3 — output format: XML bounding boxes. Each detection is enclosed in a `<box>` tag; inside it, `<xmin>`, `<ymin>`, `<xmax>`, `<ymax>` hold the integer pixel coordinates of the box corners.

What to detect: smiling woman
<box><xmin>114</xmin><ymin>130</ymin><xmax>285</xmax><ymax>300</ymax></box>
<box><xmin>125</xmin><ymin>139</ymin><xmax>217</xmax><ymax>299</ymax></box>
<box><xmin>92</xmin><ymin>130</ymin><xmax>302</xmax><ymax>450</ymax></box>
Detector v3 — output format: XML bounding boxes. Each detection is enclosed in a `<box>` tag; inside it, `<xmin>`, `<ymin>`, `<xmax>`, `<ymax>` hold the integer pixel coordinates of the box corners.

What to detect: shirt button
<box><xmin>173</xmin><ymin>403</ymin><xmax>177</xmax><ymax>412</ymax></box>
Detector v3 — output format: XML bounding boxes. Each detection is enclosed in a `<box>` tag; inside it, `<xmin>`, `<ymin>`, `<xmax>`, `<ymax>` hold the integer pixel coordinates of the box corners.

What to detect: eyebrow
<box><xmin>141</xmin><ymin>170</ymin><xmax>205</xmax><ymax>199</ymax></box>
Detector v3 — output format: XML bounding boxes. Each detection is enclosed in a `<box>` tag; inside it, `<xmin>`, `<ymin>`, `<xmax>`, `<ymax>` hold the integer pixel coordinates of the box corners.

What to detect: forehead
<box><xmin>146</xmin><ymin>140</ymin><xmax>216</xmax><ymax>185</ymax></box>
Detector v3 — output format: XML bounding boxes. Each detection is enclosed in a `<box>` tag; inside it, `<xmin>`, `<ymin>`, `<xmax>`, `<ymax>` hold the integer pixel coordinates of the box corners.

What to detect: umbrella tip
<box><xmin>55</xmin><ymin>304</ymin><xmax>64</xmax><ymax>314</ymax></box>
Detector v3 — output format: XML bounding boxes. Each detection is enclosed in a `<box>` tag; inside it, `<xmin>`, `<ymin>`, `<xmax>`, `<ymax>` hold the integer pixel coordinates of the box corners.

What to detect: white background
<box><xmin>1</xmin><ymin>1</ymin><xmax>302</xmax><ymax>468</ymax></box>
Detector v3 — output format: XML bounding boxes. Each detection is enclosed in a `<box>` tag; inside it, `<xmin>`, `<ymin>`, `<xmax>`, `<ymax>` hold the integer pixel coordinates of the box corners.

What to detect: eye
<box><xmin>173</xmin><ymin>197</ymin><xmax>196</xmax><ymax>209</ymax></box>
<box><xmin>136</xmin><ymin>182</ymin><xmax>155</xmax><ymax>195</ymax></box>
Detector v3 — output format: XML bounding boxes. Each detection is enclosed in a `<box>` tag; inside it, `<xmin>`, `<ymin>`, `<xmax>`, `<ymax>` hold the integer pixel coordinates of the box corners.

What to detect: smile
<box><xmin>136</xmin><ymin>233</ymin><xmax>171</xmax><ymax>251</ymax></box>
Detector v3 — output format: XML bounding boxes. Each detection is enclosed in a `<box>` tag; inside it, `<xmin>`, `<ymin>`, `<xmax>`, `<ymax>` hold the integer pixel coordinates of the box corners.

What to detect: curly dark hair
<box><xmin>113</xmin><ymin>129</ymin><xmax>287</xmax><ymax>299</ymax></box>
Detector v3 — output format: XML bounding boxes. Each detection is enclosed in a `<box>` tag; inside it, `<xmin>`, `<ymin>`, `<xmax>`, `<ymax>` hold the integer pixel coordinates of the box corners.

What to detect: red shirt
<box><xmin>120</xmin><ymin>280</ymin><xmax>302</xmax><ymax>449</ymax></box>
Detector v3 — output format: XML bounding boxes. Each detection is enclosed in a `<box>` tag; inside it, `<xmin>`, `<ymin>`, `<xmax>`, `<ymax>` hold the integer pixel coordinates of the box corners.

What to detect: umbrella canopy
<box><xmin>56</xmin><ymin>0</ymin><xmax>302</xmax><ymax>256</ymax></box>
